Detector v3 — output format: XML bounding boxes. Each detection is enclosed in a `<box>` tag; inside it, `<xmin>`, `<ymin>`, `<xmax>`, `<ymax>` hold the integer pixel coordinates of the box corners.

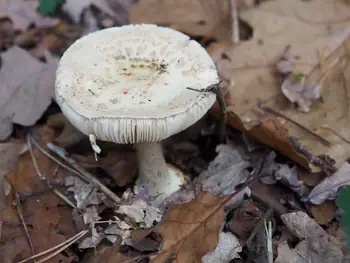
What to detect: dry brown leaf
<box><xmin>151</xmin><ymin>192</ymin><xmax>226</xmax><ymax>263</ymax></box>
<box><xmin>310</xmin><ymin>200</ymin><xmax>336</xmax><ymax>225</ymax></box>
<box><xmin>0</xmin><ymin>138</ymin><xmax>27</xmax><ymax>210</ymax></box>
<box><xmin>209</xmin><ymin>0</ymin><xmax>350</xmax><ymax>171</ymax></box>
<box><xmin>0</xmin><ymin>46</ymin><xmax>58</xmax><ymax>140</ymax></box>
<box><xmin>129</xmin><ymin>0</ymin><xmax>232</xmax><ymax>41</ymax></box>
<box><xmin>1</xmin><ymin>126</ymin><xmax>78</xmax><ymax>263</ymax></box>
<box><xmin>72</xmin><ymin>150</ymin><xmax>137</xmax><ymax>187</ymax></box>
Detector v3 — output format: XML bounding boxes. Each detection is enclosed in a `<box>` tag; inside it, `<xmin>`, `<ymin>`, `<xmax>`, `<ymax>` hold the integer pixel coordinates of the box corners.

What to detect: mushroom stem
<box><xmin>135</xmin><ymin>142</ymin><xmax>173</xmax><ymax>205</ymax></box>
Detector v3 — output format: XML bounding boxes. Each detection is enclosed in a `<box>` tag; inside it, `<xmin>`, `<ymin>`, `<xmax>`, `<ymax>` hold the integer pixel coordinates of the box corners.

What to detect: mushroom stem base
<box><xmin>135</xmin><ymin>142</ymin><xmax>181</xmax><ymax>205</ymax></box>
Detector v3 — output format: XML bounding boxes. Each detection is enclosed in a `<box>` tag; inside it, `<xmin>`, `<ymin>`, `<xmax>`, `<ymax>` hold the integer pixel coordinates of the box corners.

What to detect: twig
<box><xmin>27</xmin><ymin>135</ymin><xmax>77</xmax><ymax>209</ymax></box>
<box><xmin>187</xmin><ymin>82</ymin><xmax>227</xmax><ymax>142</ymax></box>
<box><xmin>247</xmin><ymin>208</ymin><xmax>273</xmax><ymax>250</ymax></box>
<box><xmin>231</xmin><ymin>0</ymin><xmax>239</xmax><ymax>44</ymax></box>
<box><xmin>290</xmin><ymin>136</ymin><xmax>336</xmax><ymax>175</ymax></box>
<box><xmin>13</xmin><ymin>186</ymin><xmax>36</xmax><ymax>259</ymax></box>
<box><xmin>19</xmin><ymin>230</ymin><xmax>88</xmax><ymax>263</ymax></box>
<box><xmin>258</xmin><ymin>102</ymin><xmax>331</xmax><ymax>147</ymax></box>
<box><xmin>264</xmin><ymin>220</ymin><xmax>273</xmax><ymax>263</ymax></box>
<box><xmin>46</xmin><ymin>142</ymin><xmax>121</xmax><ymax>203</ymax></box>
<box><xmin>28</xmin><ymin>135</ymin><xmax>82</xmax><ymax>177</ymax></box>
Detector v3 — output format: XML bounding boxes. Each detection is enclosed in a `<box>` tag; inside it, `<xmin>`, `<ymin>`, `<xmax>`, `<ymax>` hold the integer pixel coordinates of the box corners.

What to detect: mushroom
<box><xmin>55</xmin><ymin>24</ymin><xmax>219</xmax><ymax>205</ymax></box>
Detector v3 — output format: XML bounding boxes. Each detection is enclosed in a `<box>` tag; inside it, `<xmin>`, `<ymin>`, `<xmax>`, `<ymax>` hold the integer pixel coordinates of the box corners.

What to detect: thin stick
<box><xmin>46</xmin><ymin>142</ymin><xmax>121</xmax><ymax>203</ymax></box>
<box><xmin>13</xmin><ymin>186</ymin><xmax>36</xmax><ymax>258</ymax></box>
<box><xmin>231</xmin><ymin>0</ymin><xmax>239</xmax><ymax>44</ymax></box>
<box><xmin>19</xmin><ymin>230</ymin><xmax>88</xmax><ymax>263</ymax></box>
<box><xmin>27</xmin><ymin>135</ymin><xmax>77</xmax><ymax>209</ymax></box>
<box><xmin>28</xmin><ymin>135</ymin><xmax>82</xmax><ymax>178</ymax></box>
<box><xmin>258</xmin><ymin>102</ymin><xmax>331</xmax><ymax>147</ymax></box>
<box><xmin>264</xmin><ymin>220</ymin><xmax>273</xmax><ymax>263</ymax></box>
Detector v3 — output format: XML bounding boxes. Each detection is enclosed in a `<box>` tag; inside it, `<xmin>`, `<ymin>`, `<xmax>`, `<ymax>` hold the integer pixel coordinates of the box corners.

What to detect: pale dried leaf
<box><xmin>130</xmin><ymin>0</ymin><xmax>232</xmax><ymax>41</ymax></box>
<box><xmin>0</xmin><ymin>0</ymin><xmax>58</xmax><ymax>30</ymax></box>
<box><xmin>79</xmin><ymin>227</ymin><xmax>106</xmax><ymax>249</ymax></box>
<box><xmin>151</xmin><ymin>192</ymin><xmax>226</xmax><ymax>263</ymax></box>
<box><xmin>307</xmin><ymin>162</ymin><xmax>350</xmax><ymax>204</ymax></box>
<box><xmin>281</xmin><ymin>76</ymin><xmax>321</xmax><ymax>113</ymax></box>
<box><xmin>63</xmin><ymin>0</ymin><xmax>134</xmax><ymax>24</ymax></box>
<box><xmin>83</xmin><ymin>206</ymin><xmax>101</xmax><ymax>224</ymax></box>
<box><xmin>116</xmin><ymin>198</ymin><xmax>162</xmax><ymax>229</ymax></box>
<box><xmin>197</xmin><ymin>144</ymin><xmax>250</xmax><ymax>195</ymax></box>
<box><xmin>202</xmin><ymin>232</ymin><xmax>242</xmax><ymax>263</ymax></box>
<box><xmin>0</xmin><ymin>46</ymin><xmax>58</xmax><ymax>140</ymax></box>
<box><xmin>209</xmin><ymin>0</ymin><xmax>350</xmax><ymax>171</ymax></box>
<box><xmin>66</xmin><ymin>176</ymin><xmax>106</xmax><ymax>209</ymax></box>
<box><xmin>280</xmin><ymin>211</ymin><xmax>343</xmax><ymax>262</ymax></box>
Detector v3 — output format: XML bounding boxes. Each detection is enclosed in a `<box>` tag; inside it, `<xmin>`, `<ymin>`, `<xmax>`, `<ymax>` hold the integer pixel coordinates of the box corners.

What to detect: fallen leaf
<box><xmin>79</xmin><ymin>226</ymin><xmax>105</xmax><ymax>249</ymax></box>
<box><xmin>130</xmin><ymin>0</ymin><xmax>232</xmax><ymax>41</ymax></box>
<box><xmin>0</xmin><ymin>46</ymin><xmax>58</xmax><ymax>140</ymax></box>
<box><xmin>310</xmin><ymin>200</ymin><xmax>336</xmax><ymax>225</ymax></box>
<box><xmin>196</xmin><ymin>143</ymin><xmax>250</xmax><ymax>196</ymax></box>
<box><xmin>226</xmin><ymin>200</ymin><xmax>262</xmax><ymax>245</ymax></box>
<box><xmin>281</xmin><ymin>73</ymin><xmax>321</xmax><ymax>113</ymax></box>
<box><xmin>1</xmin><ymin>126</ymin><xmax>78</xmax><ymax>263</ymax></box>
<box><xmin>116</xmin><ymin>198</ymin><xmax>162</xmax><ymax>229</ymax></box>
<box><xmin>0</xmin><ymin>139</ymin><xmax>27</xmax><ymax>210</ymax></box>
<box><xmin>66</xmin><ymin>176</ymin><xmax>106</xmax><ymax>209</ymax></box>
<box><xmin>0</xmin><ymin>0</ymin><xmax>58</xmax><ymax>30</ymax></box>
<box><xmin>279</xmin><ymin>211</ymin><xmax>343</xmax><ymax>263</ymax></box>
<box><xmin>63</xmin><ymin>0</ymin><xmax>133</xmax><ymax>24</ymax></box>
<box><xmin>151</xmin><ymin>192</ymin><xmax>227</xmax><ymax>263</ymax></box>
<box><xmin>307</xmin><ymin>162</ymin><xmax>350</xmax><ymax>204</ymax></box>
<box><xmin>209</xmin><ymin>0</ymin><xmax>350</xmax><ymax>172</ymax></box>
<box><xmin>163</xmin><ymin>141</ymin><xmax>251</xmax><ymax>208</ymax></box>
<box><xmin>71</xmin><ymin>150</ymin><xmax>137</xmax><ymax>187</ymax></box>
<box><xmin>202</xmin><ymin>231</ymin><xmax>242</xmax><ymax>263</ymax></box>
<box><xmin>298</xmin><ymin>169</ymin><xmax>326</xmax><ymax>187</ymax></box>
<box><xmin>250</xmin><ymin>181</ymin><xmax>288</xmax><ymax>215</ymax></box>
<box><xmin>81</xmin><ymin>242</ymin><xmax>131</xmax><ymax>263</ymax></box>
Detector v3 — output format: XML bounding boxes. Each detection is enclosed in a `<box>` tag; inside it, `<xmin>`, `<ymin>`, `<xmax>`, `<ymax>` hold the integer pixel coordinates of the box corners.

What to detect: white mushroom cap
<box><xmin>55</xmin><ymin>24</ymin><xmax>219</xmax><ymax>143</ymax></box>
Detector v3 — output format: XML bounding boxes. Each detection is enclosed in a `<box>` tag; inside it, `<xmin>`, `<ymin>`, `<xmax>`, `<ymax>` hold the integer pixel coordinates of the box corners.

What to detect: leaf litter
<box><xmin>2</xmin><ymin>0</ymin><xmax>350</xmax><ymax>262</ymax></box>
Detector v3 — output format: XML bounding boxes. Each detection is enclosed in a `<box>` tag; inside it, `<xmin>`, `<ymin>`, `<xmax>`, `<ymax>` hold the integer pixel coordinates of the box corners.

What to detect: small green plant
<box><xmin>336</xmin><ymin>186</ymin><xmax>350</xmax><ymax>250</ymax></box>
<box><xmin>37</xmin><ymin>0</ymin><xmax>65</xmax><ymax>16</ymax></box>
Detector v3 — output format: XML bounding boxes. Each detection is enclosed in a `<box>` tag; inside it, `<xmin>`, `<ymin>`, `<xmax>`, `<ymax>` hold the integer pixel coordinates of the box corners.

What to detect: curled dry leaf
<box><xmin>307</xmin><ymin>162</ymin><xmax>350</xmax><ymax>204</ymax></box>
<box><xmin>130</xmin><ymin>0</ymin><xmax>232</xmax><ymax>41</ymax></box>
<box><xmin>0</xmin><ymin>46</ymin><xmax>58</xmax><ymax>140</ymax></box>
<box><xmin>202</xmin><ymin>231</ymin><xmax>242</xmax><ymax>263</ymax></box>
<box><xmin>310</xmin><ymin>200</ymin><xmax>336</xmax><ymax>225</ymax></box>
<box><xmin>66</xmin><ymin>176</ymin><xmax>106</xmax><ymax>209</ymax></box>
<box><xmin>0</xmin><ymin>0</ymin><xmax>58</xmax><ymax>30</ymax></box>
<box><xmin>209</xmin><ymin>0</ymin><xmax>350</xmax><ymax>172</ymax></box>
<box><xmin>151</xmin><ymin>192</ymin><xmax>227</xmax><ymax>263</ymax></box>
<box><xmin>278</xmin><ymin>211</ymin><xmax>343</xmax><ymax>263</ymax></box>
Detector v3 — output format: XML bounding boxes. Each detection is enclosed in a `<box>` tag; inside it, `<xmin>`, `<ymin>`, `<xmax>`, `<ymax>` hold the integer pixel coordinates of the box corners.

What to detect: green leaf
<box><xmin>336</xmin><ymin>186</ymin><xmax>350</xmax><ymax>250</ymax></box>
<box><xmin>37</xmin><ymin>0</ymin><xmax>65</xmax><ymax>16</ymax></box>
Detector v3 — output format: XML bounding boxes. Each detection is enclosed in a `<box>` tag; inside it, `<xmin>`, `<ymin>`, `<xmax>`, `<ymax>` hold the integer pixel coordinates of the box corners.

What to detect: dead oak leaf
<box><xmin>130</xmin><ymin>0</ymin><xmax>232</xmax><ymax>41</ymax></box>
<box><xmin>0</xmin><ymin>46</ymin><xmax>58</xmax><ymax>140</ymax></box>
<box><xmin>209</xmin><ymin>0</ymin><xmax>350</xmax><ymax>172</ymax></box>
<box><xmin>151</xmin><ymin>192</ymin><xmax>227</xmax><ymax>263</ymax></box>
